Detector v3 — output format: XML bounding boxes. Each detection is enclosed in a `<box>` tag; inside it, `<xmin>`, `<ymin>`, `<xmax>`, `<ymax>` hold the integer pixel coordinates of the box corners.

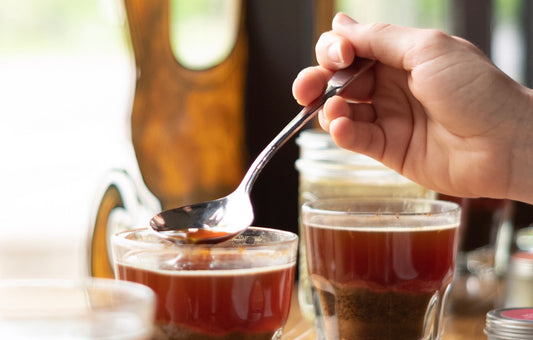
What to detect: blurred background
<box><xmin>0</xmin><ymin>0</ymin><xmax>531</xmax><ymax>280</ymax></box>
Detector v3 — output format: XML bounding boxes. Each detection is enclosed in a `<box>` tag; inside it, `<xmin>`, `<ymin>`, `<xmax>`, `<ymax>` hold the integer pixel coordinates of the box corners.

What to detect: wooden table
<box><xmin>282</xmin><ymin>274</ymin><xmax>498</xmax><ymax>340</ymax></box>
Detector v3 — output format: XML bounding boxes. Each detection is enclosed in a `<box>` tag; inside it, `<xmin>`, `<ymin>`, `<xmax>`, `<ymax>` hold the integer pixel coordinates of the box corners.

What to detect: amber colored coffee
<box><xmin>305</xmin><ymin>224</ymin><xmax>458</xmax><ymax>340</ymax></box>
<box><xmin>116</xmin><ymin>255</ymin><xmax>295</xmax><ymax>340</ymax></box>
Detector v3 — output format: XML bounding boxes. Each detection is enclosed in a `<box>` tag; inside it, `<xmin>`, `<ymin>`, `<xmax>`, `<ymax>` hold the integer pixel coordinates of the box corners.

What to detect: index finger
<box><xmin>332</xmin><ymin>12</ymin><xmax>456</xmax><ymax>71</ymax></box>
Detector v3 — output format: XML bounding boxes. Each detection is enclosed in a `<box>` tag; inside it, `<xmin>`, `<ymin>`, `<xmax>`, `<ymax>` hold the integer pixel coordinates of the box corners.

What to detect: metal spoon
<box><xmin>150</xmin><ymin>57</ymin><xmax>375</xmax><ymax>243</ymax></box>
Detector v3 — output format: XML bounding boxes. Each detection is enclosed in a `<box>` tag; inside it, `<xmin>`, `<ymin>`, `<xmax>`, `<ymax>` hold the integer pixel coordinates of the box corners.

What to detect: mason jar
<box><xmin>295</xmin><ymin>128</ymin><xmax>435</xmax><ymax>321</ymax></box>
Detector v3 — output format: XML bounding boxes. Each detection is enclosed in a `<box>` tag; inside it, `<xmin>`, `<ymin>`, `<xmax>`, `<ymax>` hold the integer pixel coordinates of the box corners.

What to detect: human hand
<box><xmin>292</xmin><ymin>13</ymin><xmax>533</xmax><ymax>203</ymax></box>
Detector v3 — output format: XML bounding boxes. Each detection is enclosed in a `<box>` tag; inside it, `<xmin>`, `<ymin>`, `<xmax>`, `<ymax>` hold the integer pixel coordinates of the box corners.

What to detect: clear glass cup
<box><xmin>302</xmin><ymin>198</ymin><xmax>461</xmax><ymax>340</ymax></box>
<box><xmin>0</xmin><ymin>278</ymin><xmax>155</xmax><ymax>340</ymax></box>
<box><xmin>112</xmin><ymin>227</ymin><xmax>298</xmax><ymax>340</ymax></box>
<box><xmin>295</xmin><ymin>128</ymin><xmax>435</xmax><ymax>321</ymax></box>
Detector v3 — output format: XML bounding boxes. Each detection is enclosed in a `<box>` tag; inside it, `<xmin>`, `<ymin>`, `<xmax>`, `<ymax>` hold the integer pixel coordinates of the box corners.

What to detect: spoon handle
<box><xmin>239</xmin><ymin>57</ymin><xmax>375</xmax><ymax>195</ymax></box>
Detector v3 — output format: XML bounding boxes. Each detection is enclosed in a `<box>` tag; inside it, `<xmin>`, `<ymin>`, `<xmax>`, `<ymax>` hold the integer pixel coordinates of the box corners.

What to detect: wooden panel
<box><xmin>125</xmin><ymin>0</ymin><xmax>248</xmax><ymax>210</ymax></box>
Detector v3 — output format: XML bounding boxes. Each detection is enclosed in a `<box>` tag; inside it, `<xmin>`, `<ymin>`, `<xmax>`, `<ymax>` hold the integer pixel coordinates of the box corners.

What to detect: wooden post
<box><xmin>244</xmin><ymin>0</ymin><xmax>317</xmax><ymax>233</ymax></box>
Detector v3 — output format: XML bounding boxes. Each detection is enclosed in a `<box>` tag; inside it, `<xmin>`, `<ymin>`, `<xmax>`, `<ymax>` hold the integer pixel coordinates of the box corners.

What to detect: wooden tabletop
<box><xmin>282</xmin><ymin>274</ymin><xmax>498</xmax><ymax>340</ymax></box>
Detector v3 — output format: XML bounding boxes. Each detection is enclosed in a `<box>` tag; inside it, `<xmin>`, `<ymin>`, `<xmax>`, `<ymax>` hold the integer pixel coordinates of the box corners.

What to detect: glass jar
<box><xmin>485</xmin><ymin>308</ymin><xmax>533</xmax><ymax>340</ymax></box>
<box><xmin>295</xmin><ymin>128</ymin><xmax>435</xmax><ymax>321</ymax></box>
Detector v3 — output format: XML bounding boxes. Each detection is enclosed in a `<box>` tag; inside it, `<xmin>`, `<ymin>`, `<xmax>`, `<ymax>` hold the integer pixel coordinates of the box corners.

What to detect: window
<box><xmin>0</xmin><ymin>0</ymin><xmax>133</xmax><ymax>278</ymax></box>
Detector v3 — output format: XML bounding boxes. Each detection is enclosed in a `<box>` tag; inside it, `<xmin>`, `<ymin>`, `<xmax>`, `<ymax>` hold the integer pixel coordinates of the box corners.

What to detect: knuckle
<box><xmin>404</xmin><ymin>29</ymin><xmax>454</xmax><ymax>66</ymax></box>
<box><xmin>366</xmin><ymin>22</ymin><xmax>393</xmax><ymax>34</ymax></box>
<box><xmin>420</xmin><ymin>29</ymin><xmax>452</xmax><ymax>49</ymax></box>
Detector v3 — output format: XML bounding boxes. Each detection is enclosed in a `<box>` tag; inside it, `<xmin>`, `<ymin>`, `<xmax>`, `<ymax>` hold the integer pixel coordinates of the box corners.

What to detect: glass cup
<box><xmin>302</xmin><ymin>198</ymin><xmax>461</xmax><ymax>340</ymax></box>
<box><xmin>112</xmin><ymin>227</ymin><xmax>298</xmax><ymax>340</ymax></box>
<box><xmin>0</xmin><ymin>278</ymin><xmax>155</xmax><ymax>339</ymax></box>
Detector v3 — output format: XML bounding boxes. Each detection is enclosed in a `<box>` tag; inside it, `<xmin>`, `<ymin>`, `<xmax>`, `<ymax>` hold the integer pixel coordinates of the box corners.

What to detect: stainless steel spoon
<box><xmin>150</xmin><ymin>57</ymin><xmax>375</xmax><ymax>243</ymax></box>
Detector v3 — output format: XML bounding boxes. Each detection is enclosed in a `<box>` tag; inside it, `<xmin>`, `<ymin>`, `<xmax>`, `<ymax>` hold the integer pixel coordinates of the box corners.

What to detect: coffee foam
<box><xmin>306</xmin><ymin>221</ymin><xmax>459</xmax><ymax>233</ymax></box>
<box><xmin>117</xmin><ymin>257</ymin><xmax>294</xmax><ymax>277</ymax></box>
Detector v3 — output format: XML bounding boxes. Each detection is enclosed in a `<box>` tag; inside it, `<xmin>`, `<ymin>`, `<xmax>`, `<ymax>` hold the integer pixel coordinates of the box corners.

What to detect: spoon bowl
<box><xmin>150</xmin><ymin>58</ymin><xmax>375</xmax><ymax>244</ymax></box>
<box><xmin>150</xmin><ymin>191</ymin><xmax>253</xmax><ymax>244</ymax></box>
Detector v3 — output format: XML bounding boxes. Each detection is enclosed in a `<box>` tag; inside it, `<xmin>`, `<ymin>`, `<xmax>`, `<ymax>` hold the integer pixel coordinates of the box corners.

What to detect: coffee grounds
<box><xmin>153</xmin><ymin>324</ymin><xmax>280</xmax><ymax>340</ymax></box>
<box><xmin>316</xmin><ymin>285</ymin><xmax>434</xmax><ymax>340</ymax></box>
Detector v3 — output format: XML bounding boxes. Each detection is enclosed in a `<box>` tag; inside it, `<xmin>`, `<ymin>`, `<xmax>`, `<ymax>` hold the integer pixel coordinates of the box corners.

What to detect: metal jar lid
<box><xmin>485</xmin><ymin>308</ymin><xmax>533</xmax><ymax>339</ymax></box>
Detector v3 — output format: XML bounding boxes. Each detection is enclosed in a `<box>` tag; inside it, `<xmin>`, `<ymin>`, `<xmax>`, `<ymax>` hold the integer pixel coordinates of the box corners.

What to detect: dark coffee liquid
<box><xmin>305</xmin><ymin>224</ymin><xmax>458</xmax><ymax>340</ymax></box>
<box><xmin>116</xmin><ymin>256</ymin><xmax>295</xmax><ymax>340</ymax></box>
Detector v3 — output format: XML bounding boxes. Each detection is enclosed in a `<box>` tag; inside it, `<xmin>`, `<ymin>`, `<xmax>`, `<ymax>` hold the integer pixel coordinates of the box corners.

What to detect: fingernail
<box><xmin>333</xmin><ymin>12</ymin><xmax>357</xmax><ymax>27</ymax></box>
<box><xmin>318</xmin><ymin>109</ymin><xmax>330</xmax><ymax>132</ymax></box>
<box><xmin>327</xmin><ymin>42</ymin><xmax>343</xmax><ymax>65</ymax></box>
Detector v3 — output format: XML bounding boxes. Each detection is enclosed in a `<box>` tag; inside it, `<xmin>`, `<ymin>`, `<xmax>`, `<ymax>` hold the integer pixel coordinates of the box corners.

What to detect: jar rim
<box><xmin>295</xmin><ymin>159</ymin><xmax>413</xmax><ymax>183</ymax></box>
